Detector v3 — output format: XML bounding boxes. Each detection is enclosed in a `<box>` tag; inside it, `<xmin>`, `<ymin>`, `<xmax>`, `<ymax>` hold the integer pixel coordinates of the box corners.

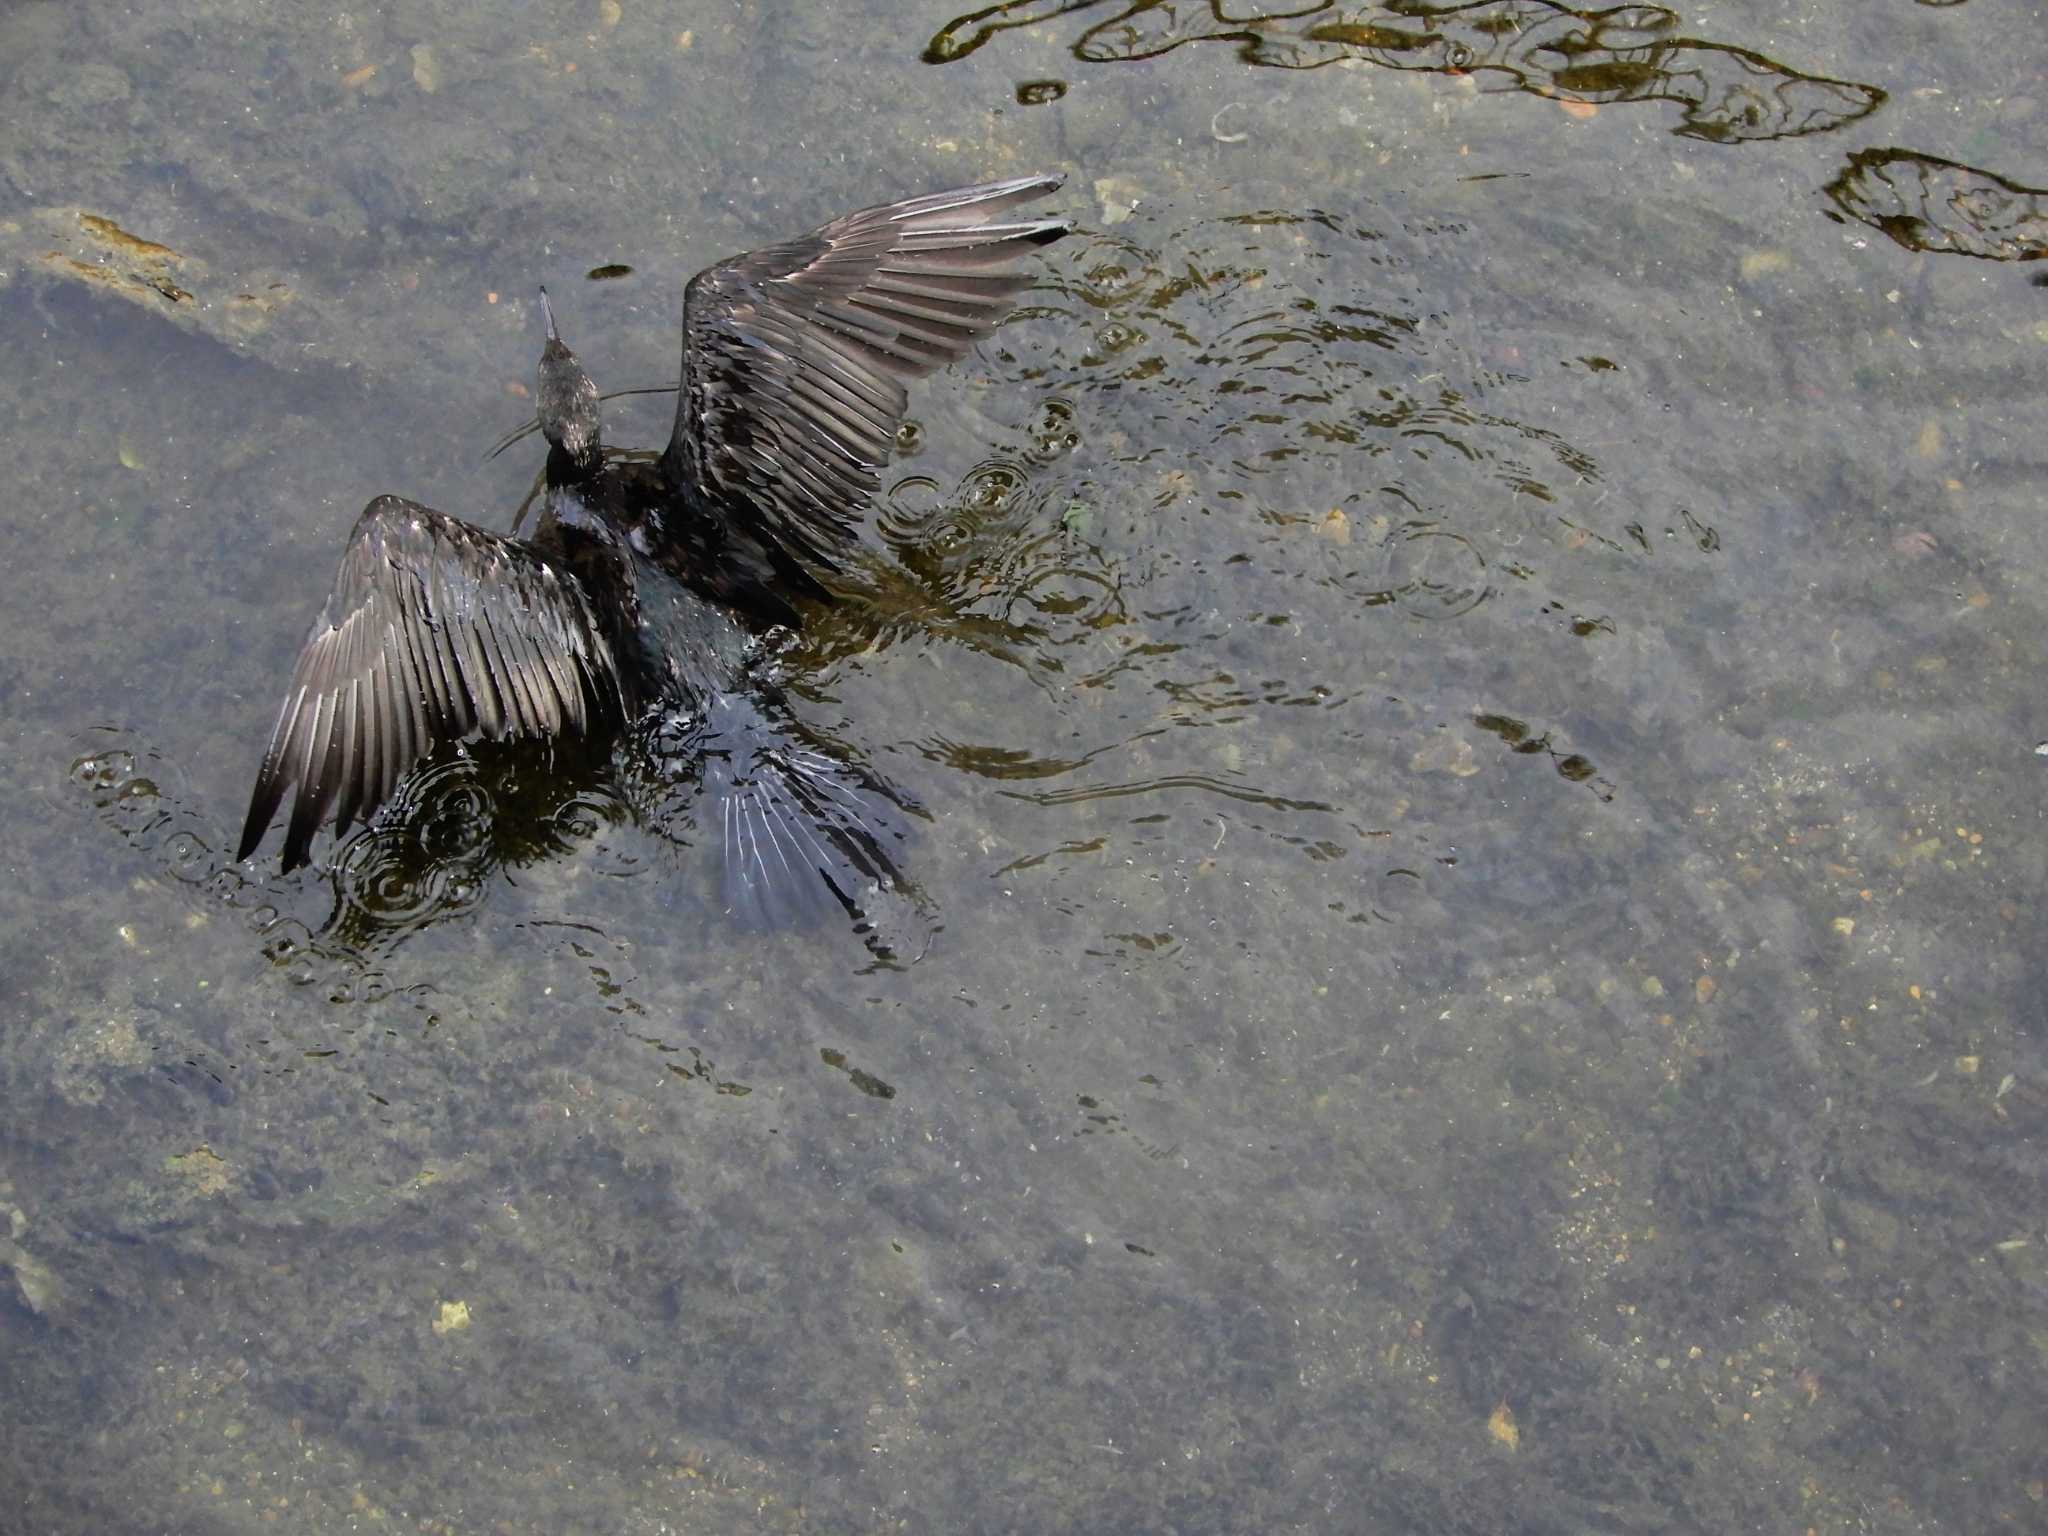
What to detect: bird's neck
<box><xmin>545</xmin><ymin>443</ymin><xmax>604</xmax><ymax>488</ymax></box>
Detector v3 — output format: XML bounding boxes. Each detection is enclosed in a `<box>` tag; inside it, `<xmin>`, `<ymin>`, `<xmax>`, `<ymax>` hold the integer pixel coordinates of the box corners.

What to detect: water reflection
<box><xmin>1471</xmin><ymin>709</ymin><xmax>1614</xmax><ymax>799</ymax></box>
<box><xmin>928</xmin><ymin>0</ymin><xmax>1885</xmax><ymax>144</ymax></box>
<box><xmin>68</xmin><ymin>706</ymin><xmax>930</xmax><ymax>1041</ymax></box>
<box><xmin>63</xmin><ymin>732</ymin><xmax>465</xmax><ymax>1102</ymax></box>
<box><xmin>1824</xmin><ymin>149</ymin><xmax>2048</xmax><ymax>261</ymax></box>
<box><xmin>318</xmin><ymin>742</ymin><xmax>631</xmax><ymax>956</ymax></box>
<box><xmin>66</xmin><ymin>175</ymin><xmax>1667</xmax><ymax>983</ymax></box>
<box><xmin>68</xmin><ymin>726</ymin><xmax>630</xmax><ymax>1007</ymax></box>
<box><xmin>59</xmin><ymin>701</ymin><xmax>860</xmax><ymax>1112</ymax></box>
<box><xmin>12</xmin><ymin>0</ymin><xmax>2044</xmax><ymax>1525</ymax></box>
<box><xmin>796</xmin><ymin>188</ymin><xmax>1656</xmax><ymax>937</ymax></box>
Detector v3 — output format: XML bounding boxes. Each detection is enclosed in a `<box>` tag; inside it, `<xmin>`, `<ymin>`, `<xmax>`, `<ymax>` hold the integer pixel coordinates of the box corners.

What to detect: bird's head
<box><xmin>535</xmin><ymin>287</ymin><xmax>602</xmax><ymax>468</ymax></box>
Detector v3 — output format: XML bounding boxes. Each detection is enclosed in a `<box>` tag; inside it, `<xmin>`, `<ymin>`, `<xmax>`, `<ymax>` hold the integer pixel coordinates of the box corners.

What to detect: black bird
<box><xmin>529</xmin><ymin>288</ymin><xmax>921</xmax><ymax>928</ymax></box>
<box><xmin>237</xmin><ymin>174</ymin><xmax>1070</xmax><ymax>914</ymax></box>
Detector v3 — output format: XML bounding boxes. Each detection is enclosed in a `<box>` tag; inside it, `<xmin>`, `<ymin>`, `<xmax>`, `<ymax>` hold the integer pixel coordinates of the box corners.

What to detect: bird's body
<box><xmin>236</xmin><ymin>174</ymin><xmax>1070</xmax><ymax>926</ymax></box>
<box><xmin>530</xmin><ymin>439</ymin><xmax>905</xmax><ymax>928</ymax></box>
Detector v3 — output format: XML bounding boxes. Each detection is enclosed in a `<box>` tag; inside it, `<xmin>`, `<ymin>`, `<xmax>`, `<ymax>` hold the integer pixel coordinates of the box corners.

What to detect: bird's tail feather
<box><xmin>647</xmin><ymin>690</ymin><xmax>930</xmax><ymax>958</ymax></box>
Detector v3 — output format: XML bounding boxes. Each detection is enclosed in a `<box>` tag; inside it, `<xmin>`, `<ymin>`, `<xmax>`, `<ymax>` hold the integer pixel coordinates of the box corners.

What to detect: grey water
<box><xmin>3</xmin><ymin>2</ymin><xmax>2044</xmax><ymax>1530</ymax></box>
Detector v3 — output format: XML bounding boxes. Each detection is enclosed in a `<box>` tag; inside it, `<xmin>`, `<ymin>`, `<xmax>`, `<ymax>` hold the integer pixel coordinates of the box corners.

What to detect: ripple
<box><xmin>327</xmin><ymin>822</ymin><xmax>485</xmax><ymax>946</ymax></box>
<box><xmin>63</xmin><ymin>726</ymin><xmax>453</xmax><ymax>1033</ymax></box>
<box><xmin>1051</xmin><ymin>230</ymin><xmax>1162</xmax><ymax>311</ymax></box>
<box><xmin>874</xmin><ymin>475</ymin><xmax>948</xmax><ymax>556</ymax></box>
<box><xmin>1021</xmin><ymin>396</ymin><xmax>1082</xmax><ymax>464</ymax></box>
<box><xmin>1825</xmin><ymin>148</ymin><xmax>2048</xmax><ymax>261</ymax></box>
<box><xmin>930</xmin><ymin>0</ymin><xmax>1883</xmax><ymax>145</ymax></box>
<box><xmin>547</xmin><ymin>786</ymin><xmax>628</xmax><ymax>849</ymax></box>
<box><xmin>70</xmin><ymin>745</ymin><xmax>178</xmax><ymax>847</ymax></box>
<box><xmin>958</xmin><ymin>457</ymin><xmax>1032</xmax><ymax>513</ymax></box>
<box><xmin>988</xmin><ymin>528</ymin><xmax>1129</xmax><ymax>638</ymax></box>
<box><xmin>872</xmin><ymin>456</ymin><xmax>1045</xmax><ymax>610</ymax></box>
<box><xmin>318</xmin><ymin>748</ymin><xmax>620</xmax><ymax>955</ymax></box>
<box><xmin>804</xmin><ymin>180</ymin><xmax>1631</xmax><ymax>901</ymax></box>
<box><xmin>1378</xmin><ymin>524</ymin><xmax>1490</xmax><ymax>620</ymax></box>
<box><xmin>407</xmin><ymin>763</ymin><xmax>495</xmax><ymax>864</ymax></box>
<box><xmin>998</xmin><ymin>773</ymin><xmax>1335</xmax><ymax>815</ymax></box>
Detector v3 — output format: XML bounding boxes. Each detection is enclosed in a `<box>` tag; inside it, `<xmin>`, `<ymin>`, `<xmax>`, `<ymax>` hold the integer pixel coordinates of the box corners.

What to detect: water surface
<box><xmin>3</xmin><ymin>1</ymin><xmax>2044</xmax><ymax>1530</ymax></box>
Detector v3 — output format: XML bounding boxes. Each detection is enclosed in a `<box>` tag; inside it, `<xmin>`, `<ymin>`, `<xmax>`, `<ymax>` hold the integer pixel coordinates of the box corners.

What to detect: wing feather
<box><xmin>332</xmin><ymin>676</ymin><xmax>364</xmax><ymax>835</ymax></box>
<box><xmin>238</xmin><ymin>495</ymin><xmax>623</xmax><ymax>871</ymax></box>
<box><xmin>664</xmin><ymin>174</ymin><xmax>1069</xmax><ymax>582</ymax></box>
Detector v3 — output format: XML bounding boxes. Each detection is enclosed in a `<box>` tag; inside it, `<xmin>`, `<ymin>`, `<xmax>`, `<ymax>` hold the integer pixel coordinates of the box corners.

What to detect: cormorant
<box><xmin>236</xmin><ymin>173</ymin><xmax>1069</xmax><ymax>924</ymax></box>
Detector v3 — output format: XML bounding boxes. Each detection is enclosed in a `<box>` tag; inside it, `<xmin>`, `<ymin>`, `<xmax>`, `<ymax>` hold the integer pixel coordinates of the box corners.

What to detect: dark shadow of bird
<box><xmin>236</xmin><ymin>174</ymin><xmax>1070</xmax><ymax>946</ymax></box>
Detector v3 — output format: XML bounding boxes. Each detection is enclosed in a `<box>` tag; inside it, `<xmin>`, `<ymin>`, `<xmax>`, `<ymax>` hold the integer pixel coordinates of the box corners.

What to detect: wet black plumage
<box><xmin>660</xmin><ymin>174</ymin><xmax>1071</xmax><ymax>596</ymax></box>
<box><xmin>237</xmin><ymin>175</ymin><xmax>1070</xmax><ymax>902</ymax></box>
<box><xmin>531</xmin><ymin>295</ymin><xmax>922</xmax><ymax>927</ymax></box>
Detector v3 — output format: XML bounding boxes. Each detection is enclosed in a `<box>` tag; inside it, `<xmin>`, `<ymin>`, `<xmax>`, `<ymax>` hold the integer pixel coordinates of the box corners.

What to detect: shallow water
<box><xmin>4</xmin><ymin>2</ymin><xmax>2045</xmax><ymax>1531</ymax></box>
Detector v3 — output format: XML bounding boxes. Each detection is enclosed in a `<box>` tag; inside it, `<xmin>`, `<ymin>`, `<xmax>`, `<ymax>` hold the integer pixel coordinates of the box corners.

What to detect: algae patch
<box><xmin>21</xmin><ymin>207</ymin><xmax>297</xmax><ymax>336</ymax></box>
<box><xmin>42</xmin><ymin>211</ymin><xmax>195</xmax><ymax>304</ymax></box>
<box><xmin>164</xmin><ymin>1144</ymin><xmax>231</xmax><ymax>1198</ymax></box>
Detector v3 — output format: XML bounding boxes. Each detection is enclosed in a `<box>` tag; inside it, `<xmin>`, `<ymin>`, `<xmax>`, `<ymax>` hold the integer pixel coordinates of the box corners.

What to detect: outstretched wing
<box><xmin>664</xmin><ymin>173</ymin><xmax>1069</xmax><ymax>580</ymax></box>
<box><xmin>238</xmin><ymin>495</ymin><xmax>623</xmax><ymax>871</ymax></box>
